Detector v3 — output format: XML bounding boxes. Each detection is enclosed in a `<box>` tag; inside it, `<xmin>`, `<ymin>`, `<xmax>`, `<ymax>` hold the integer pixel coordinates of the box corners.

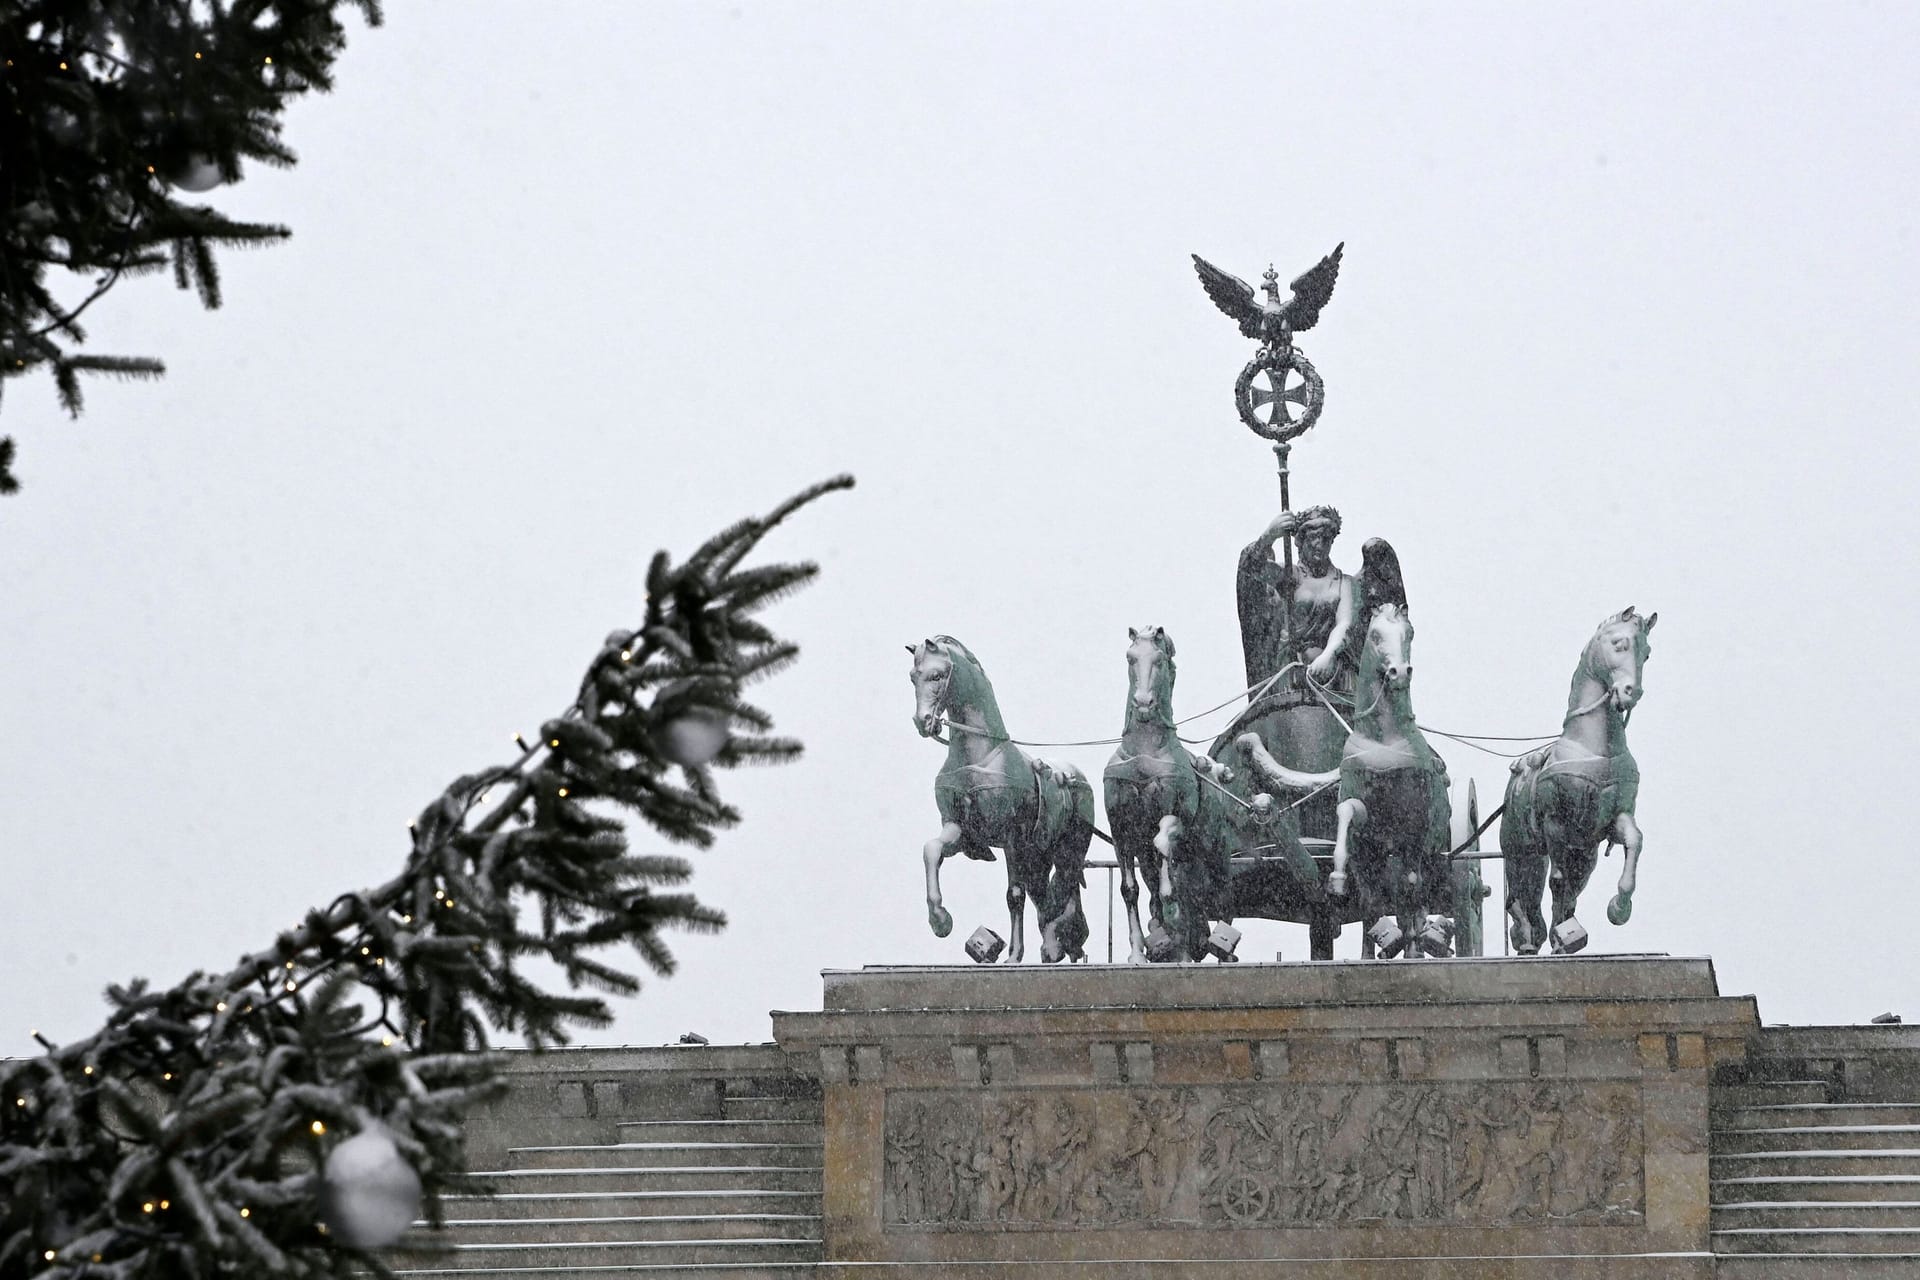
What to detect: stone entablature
<box><xmin>772</xmin><ymin>956</ymin><xmax>1759</xmax><ymax>1278</ymax></box>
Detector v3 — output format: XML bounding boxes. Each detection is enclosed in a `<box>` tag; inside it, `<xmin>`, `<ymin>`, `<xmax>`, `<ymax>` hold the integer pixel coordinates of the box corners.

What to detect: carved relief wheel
<box><xmin>1219</xmin><ymin>1171</ymin><xmax>1271</xmax><ymax>1224</ymax></box>
<box><xmin>1235</xmin><ymin>347</ymin><xmax>1324</xmax><ymax>443</ymax></box>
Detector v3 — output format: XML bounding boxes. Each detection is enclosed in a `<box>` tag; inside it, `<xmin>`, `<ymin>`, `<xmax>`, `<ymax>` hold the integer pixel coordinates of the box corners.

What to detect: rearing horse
<box><xmin>1102</xmin><ymin>626</ymin><xmax>1282</xmax><ymax>962</ymax></box>
<box><xmin>909</xmin><ymin>636</ymin><xmax>1092</xmax><ymax>963</ymax></box>
<box><xmin>1502</xmin><ymin>607</ymin><xmax>1656</xmax><ymax>955</ymax></box>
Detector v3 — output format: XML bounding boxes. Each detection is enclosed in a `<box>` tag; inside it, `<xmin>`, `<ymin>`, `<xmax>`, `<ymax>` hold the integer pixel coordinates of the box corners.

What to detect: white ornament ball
<box><xmin>319</xmin><ymin>1123</ymin><xmax>422</xmax><ymax>1249</ymax></box>
<box><xmin>168</xmin><ymin>154</ymin><xmax>225</xmax><ymax>192</ymax></box>
<box><xmin>655</xmin><ymin>706</ymin><xmax>730</xmax><ymax>767</ymax></box>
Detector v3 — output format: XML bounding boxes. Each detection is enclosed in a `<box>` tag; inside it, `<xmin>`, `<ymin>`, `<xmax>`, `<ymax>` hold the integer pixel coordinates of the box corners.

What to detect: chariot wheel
<box><xmin>1220</xmin><ymin>1171</ymin><xmax>1271</xmax><ymax>1225</ymax></box>
<box><xmin>1234</xmin><ymin>348</ymin><xmax>1324</xmax><ymax>442</ymax></box>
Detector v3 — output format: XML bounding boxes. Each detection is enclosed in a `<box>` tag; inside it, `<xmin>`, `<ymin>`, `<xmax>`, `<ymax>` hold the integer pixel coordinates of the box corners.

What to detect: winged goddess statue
<box><xmin>1192</xmin><ymin>244</ymin><xmax>1344</xmax><ymax>444</ymax></box>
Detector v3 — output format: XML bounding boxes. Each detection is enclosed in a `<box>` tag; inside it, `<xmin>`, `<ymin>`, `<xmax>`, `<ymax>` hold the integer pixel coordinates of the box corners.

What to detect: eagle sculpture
<box><xmin>1192</xmin><ymin>244</ymin><xmax>1345</xmax><ymax>348</ymax></box>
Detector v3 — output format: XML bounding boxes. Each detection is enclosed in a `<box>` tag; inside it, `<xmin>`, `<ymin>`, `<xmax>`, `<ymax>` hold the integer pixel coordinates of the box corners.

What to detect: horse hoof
<box><xmin>1608</xmin><ymin>892</ymin><xmax>1633</xmax><ymax>926</ymax></box>
<box><xmin>1326</xmin><ymin>871</ymin><xmax>1348</xmax><ymax>897</ymax></box>
<box><xmin>929</xmin><ymin>906</ymin><xmax>953</xmax><ymax>938</ymax></box>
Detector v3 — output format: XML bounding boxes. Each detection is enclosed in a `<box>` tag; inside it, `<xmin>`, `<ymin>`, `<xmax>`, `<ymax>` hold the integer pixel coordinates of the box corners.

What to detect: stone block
<box><xmin>1222</xmin><ymin>1040</ymin><xmax>1255</xmax><ymax>1079</ymax></box>
<box><xmin>1367</xmin><ymin>916</ymin><xmax>1407</xmax><ymax>957</ymax></box>
<box><xmin>1122</xmin><ymin>1041</ymin><xmax>1154</xmax><ymax>1083</ymax></box>
<box><xmin>1674</xmin><ymin>1032</ymin><xmax>1706</xmax><ymax>1070</ymax></box>
<box><xmin>852</xmin><ymin>1044</ymin><xmax>884</xmax><ymax>1083</ymax></box>
<box><xmin>1089</xmin><ymin>1041</ymin><xmax>1121</xmax><ymax>1083</ymax></box>
<box><xmin>819</xmin><ymin>1046</ymin><xmax>851</xmax><ymax>1083</ymax></box>
<box><xmin>1551</xmin><ymin>917</ymin><xmax>1589</xmax><ymax>954</ymax></box>
<box><xmin>1416</xmin><ymin>915</ymin><xmax>1454</xmax><ymax>957</ymax></box>
<box><xmin>590</xmin><ymin>1080</ymin><xmax>621</xmax><ymax>1116</ymax></box>
<box><xmin>1499</xmin><ymin>1036</ymin><xmax>1532</xmax><ymax>1078</ymax></box>
<box><xmin>1257</xmin><ymin>1039</ymin><xmax>1291</xmax><ymax>1079</ymax></box>
<box><xmin>950</xmin><ymin>1044</ymin><xmax>983</xmax><ymax>1084</ymax></box>
<box><xmin>985</xmin><ymin>1043</ymin><xmax>1016</xmax><ymax>1085</ymax></box>
<box><xmin>555</xmin><ymin>1079</ymin><xmax>587</xmax><ymax>1117</ymax></box>
<box><xmin>1639</xmin><ymin>1032</ymin><xmax>1673</xmax><ymax>1072</ymax></box>
<box><xmin>1538</xmin><ymin>1034</ymin><xmax>1568</xmax><ymax>1077</ymax></box>
<box><xmin>964</xmin><ymin>926</ymin><xmax>1005</xmax><ymax>965</ymax></box>
<box><xmin>1357</xmin><ymin>1038</ymin><xmax>1391</xmax><ymax>1079</ymax></box>
<box><xmin>1395</xmin><ymin>1037</ymin><xmax>1427</xmax><ymax>1078</ymax></box>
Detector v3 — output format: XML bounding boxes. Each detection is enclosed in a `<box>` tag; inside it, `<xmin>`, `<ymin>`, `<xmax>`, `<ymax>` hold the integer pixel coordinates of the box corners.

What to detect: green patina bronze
<box><xmin>1324</xmin><ymin>580</ymin><xmax>1457</xmax><ymax>958</ymax></box>
<box><xmin>1101</xmin><ymin>626</ymin><xmax>1305</xmax><ymax>964</ymax></box>
<box><xmin>1233</xmin><ymin>503</ymin><xmax>1357</xmax><ymax>847</ymax></box>
<box><xmin>909</xmin><ymin>636</ymin><xmax>1093</xmax><ymax>964</ymax></box>
<box><xmin>1501</xmin><ymin>608</ymin><xmax>1656</xmax><ymax>955</ymax></box>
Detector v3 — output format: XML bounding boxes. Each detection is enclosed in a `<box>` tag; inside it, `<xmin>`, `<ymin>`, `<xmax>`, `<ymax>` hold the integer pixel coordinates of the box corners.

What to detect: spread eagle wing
<box><xmin>1281</xmin><ymin>242</ymin><xmax>1345</xmax><ymax>333</ymax></box>
<box><xmin>1191</xmin><ymin>254</ymin><xmax>1266</xmax><ymax>340</ymax></box>
<box><xmin>1359</xmin><ymin>536</ymin><xmax>1408</xmax><ymax>615</ymax></box>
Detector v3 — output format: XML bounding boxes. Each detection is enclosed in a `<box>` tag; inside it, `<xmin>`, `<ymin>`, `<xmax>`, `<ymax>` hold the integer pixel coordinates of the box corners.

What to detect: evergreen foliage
<box><xmin>0</xmin><ymin>474</ymin><xmax>854</xmax><ymax>1278</ymax></box>
<box><xmin>0</xmin><ymin>0</ymin><xmax>381</xmax><ymax>491</ymax></box>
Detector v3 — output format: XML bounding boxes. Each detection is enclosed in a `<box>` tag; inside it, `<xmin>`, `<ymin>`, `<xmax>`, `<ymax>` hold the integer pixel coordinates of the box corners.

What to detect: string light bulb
<box><xmin>43</xmin><ymin>1251</ymin><xmax>54</xmax><ymax>1261</ymax></box>
<box><xmin>240</xmin><ymin>1208</ymin><xmax>250</xmax><ymax>1219</ymax></box>
<box><xmin>215</xmin><ymin>1001</ymin><xmax>227</xmax><ymax>1012</ymax></box>
<box><xmin>557</xmin><ymin>787</ymin><xmax>569</xmax><ymax>798</ymax></box>
<box><xmin>310</xmin><ymin>1120</ymin><xmax>327</xmax><ymax>1135</ymax></box>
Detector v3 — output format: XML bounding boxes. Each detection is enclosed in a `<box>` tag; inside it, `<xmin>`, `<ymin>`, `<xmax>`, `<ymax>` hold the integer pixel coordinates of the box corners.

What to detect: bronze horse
<box><xmin>909</xmin><ymin>636</ymin><xmax>1092</xmax><ymax>963</ymax></box>
<box><xmin>1233</xmin><ymin>539</ymin><xmax>1453</xmax><ymax>958</ymax></box>
<box><xmin>1502</xmin><ymin>607</ymin><xmax>1655</xmax><ymax>955</ymax></box>
<box><xmin>1330</xmin><ymin>598</ymin><xmax>1454</xmax><ymax>955</ymax></box>
<box><xmin>1101</xmin><ymin>626</ymin><xmax>1288</xmax><ymax>962</ymax></box>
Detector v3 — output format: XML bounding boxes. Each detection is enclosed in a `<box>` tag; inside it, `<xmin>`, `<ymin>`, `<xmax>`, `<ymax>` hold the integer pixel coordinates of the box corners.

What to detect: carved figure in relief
<box><xmin>886</xmin><ymin>1102</ymin><xmax>928</xmax><ymax>1222</ymax></box>
<box><xmin>1410</xmin><ymin>1088</ymin><xmax>1454</xmax><ymax>1219</ymax></box>
<box><xmin>976</xmin><ymin>1115</ymin><xmax>1017</xmax><ymax>1221</ymax></box>
<box><xmin>934</xmin><ymin>1133</ymin><xmax>978</xmax><ymax>1221</ymax></box>
<box><xmin>1361</xmin><ymin>1088</ymin><xmax>1420</xmax><ymax>1219</ymax></box>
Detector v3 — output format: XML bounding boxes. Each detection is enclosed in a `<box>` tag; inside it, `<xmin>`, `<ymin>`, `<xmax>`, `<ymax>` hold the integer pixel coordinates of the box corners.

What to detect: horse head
<box><xmin>908</xmin><ymin>634</ymin><xmax>989</xmax><ymax>738</ymax></box>
<box><xmin>1585</xmin><ymin>606</ymin><xmax>1657</xmax><ymax>714</ymax></box>
<box><xmin>1124</xmin><ymin>625</ymin><xmax>1176</xmax><ymax>725</ymax></box>
<box><xmin>1359</xmin><ymin>602</ymin><xmax>1415</xmax><ymax>693</ymax></box>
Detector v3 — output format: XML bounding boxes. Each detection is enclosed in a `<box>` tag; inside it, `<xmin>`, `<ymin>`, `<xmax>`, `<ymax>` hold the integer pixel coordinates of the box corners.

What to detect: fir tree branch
<box><xmin>0</xmin><ymin>477</ymin><xmax>852</xmax><ymax>1278</ymax></box>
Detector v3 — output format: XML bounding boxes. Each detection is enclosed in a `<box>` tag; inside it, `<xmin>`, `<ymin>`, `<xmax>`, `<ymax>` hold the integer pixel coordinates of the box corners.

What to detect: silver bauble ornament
<box><xmin>655</xmin><ymin>706</ymin><xmax>730</xmax><ymax>766</ymax></box>
<box><xmin>318</xmin><ymin>1123</ymin><xmax>422</xmax><ymax>1249</ymax></box>
<box><xmin>168</xmin><ymin>154</ymin><xmax>225</xmax><ymax>193</ymax></box>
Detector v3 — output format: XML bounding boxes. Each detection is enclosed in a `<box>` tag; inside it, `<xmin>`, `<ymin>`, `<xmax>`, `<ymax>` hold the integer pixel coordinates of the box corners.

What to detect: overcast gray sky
<box><xmin>4</xmin><ymin>3</ymin><xmax>1916</xmax><ymax>1049</ymax></box>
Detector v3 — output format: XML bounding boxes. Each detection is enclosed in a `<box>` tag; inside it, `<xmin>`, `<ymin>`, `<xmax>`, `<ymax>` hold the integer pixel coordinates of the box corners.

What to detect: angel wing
<box><xmin>1359</xmin><ymin>537</ymin><xmax>1408</xmax><ymax>614</ymax></box>
<box><xmin>1190</xmin><ymin>254</ymin><xmax>1266</xmax><ymax>340</ymax></box>
<box><xmin>1281</xmin><ymin>242</ymin><xmax>1344</xmax><ymax>333</ymax></box>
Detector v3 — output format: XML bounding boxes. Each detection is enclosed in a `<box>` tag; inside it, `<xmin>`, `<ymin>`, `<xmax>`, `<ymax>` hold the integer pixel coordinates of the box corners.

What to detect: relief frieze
<box><xmin>882</xmin><ymin>1081</ymin><xmax>1642</xmax><ymax>1230</ymax></box>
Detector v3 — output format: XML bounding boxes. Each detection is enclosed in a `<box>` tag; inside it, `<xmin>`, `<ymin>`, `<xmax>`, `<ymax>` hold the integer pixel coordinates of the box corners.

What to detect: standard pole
<box><xmin>1274</xmin><ymin>441</ymin><xmax>1295</xmax><ymax>662</ymax></box>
